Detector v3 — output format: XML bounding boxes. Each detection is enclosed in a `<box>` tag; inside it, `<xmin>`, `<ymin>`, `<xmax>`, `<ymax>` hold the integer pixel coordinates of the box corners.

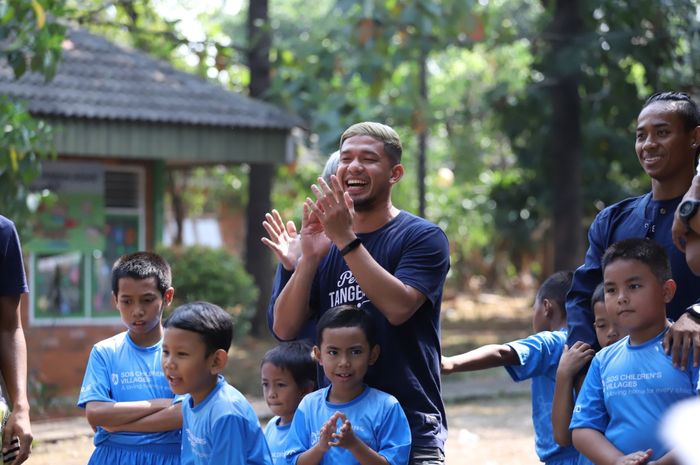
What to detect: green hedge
<box><xmin>158</xmin><ymin>246</ymin><xmax>258</xmax><ymax>338</ymax></box>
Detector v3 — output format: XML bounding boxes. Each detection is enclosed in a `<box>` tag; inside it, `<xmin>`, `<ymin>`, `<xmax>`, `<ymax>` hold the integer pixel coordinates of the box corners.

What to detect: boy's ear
<box><xmin>312</xmin><ymin>346</ymin><xmax>322</xmax><ymax>365</ymax></box>
<box><xmin>662</xmin><ymin>279</ymin><xmax>677</xmax><ymax>304</ymax></box>
<box><xmin>164</xmin><ymin>287</ymin><xmax>175</xmax><ymax>306</ymax></box>
<box><xmin>542</xmin><ymin>298</ymin><xmax>554</xmax><ymax>318</ymax></box>
<box><xmin>112</xmin><ymin>292</ymin><xmax>118</xmax><ymax>308</ymax></box>
<box><xmin>209</xmin><ymin>348</ymin><xmax>228</xmax><ymax>375</ymax></box>
<box><xmin>368</xmin><ymin>344</ymin><xmax>380</xmax><ymax>366</ymax></box>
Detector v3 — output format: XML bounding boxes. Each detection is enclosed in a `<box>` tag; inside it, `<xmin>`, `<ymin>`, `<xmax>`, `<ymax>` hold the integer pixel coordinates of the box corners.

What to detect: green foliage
<box><xmin>69</xmin><ymin>0</ymin><xmax>183</xmax><ymax>62</ymax></box>
<box><xmin>0</xmin><ymin>98</ymin><xmax>55</xmax><ymax>236</ymax></box>
<box><xmin>0</xmin><ymin>0</ymin><xmax>66</xmax><ymax>80</ymax></box>
<box><xmin>0</xmin><ymin>0</ymin><xmax>65</xmax><ymax>235</ymax></box>
<box><xmin>157</xmin><ymin>246</ymin><xmax>258</xmax><ymax>338</ymax></box>
<box><xmin>494</xmin><ymin>0</ymin><xmax>700</xmax><ymax>242</ymax></box>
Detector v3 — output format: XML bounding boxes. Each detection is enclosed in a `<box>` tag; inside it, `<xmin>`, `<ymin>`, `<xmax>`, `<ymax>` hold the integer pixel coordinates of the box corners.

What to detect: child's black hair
<box><xmin>602</xmin><ymin>238</ymin><xmax>671</xmax><ymax>283</ymax></box>
<box><xmin>164</xmin><ymin>301</ymin><xmax>233</xmax><ymax>356</ymax></box>
<box><xmin>316</xmin><ymin>305</ymin><xmax>377</xmax><ymax>348</ymax></box>
<box><xmin>111</xmin><ymin>251</ymin><xmax>172</xmax><ymax>297</ymax></box>
<box><xmin>261</xmin><ymin>340</ymin><xmax>317</xmax><ymax>390</ymax></box>
<box><xmin>643</xmin><ymin>91</ymin><xmax>700</xmax><ymax>132</ymax></box>
<box><xmin>535</xmin><ymin>271</ymin><xmax>573</xmax><ymax>315</ymax></box>
<box><xmin>591</xmin><ymin>282</ymin><xmax>605</xmax><ymax>309</ymax></box>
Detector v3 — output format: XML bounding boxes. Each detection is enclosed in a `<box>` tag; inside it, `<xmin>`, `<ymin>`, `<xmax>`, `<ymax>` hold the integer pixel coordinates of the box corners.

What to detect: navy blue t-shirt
<box><xmin>567</xmin><ymin>193</ymin><xmax>700</xmax><ymax>348</ymax></box>
<box><xmin>0</xmin><ymin>215</ymin><xmax>28</xmax><ymax>296</ymax></box>
<box><xmin>269</xmin><ymin>211</ymin><xmax>450</xmax><ymax>450</ymax></box>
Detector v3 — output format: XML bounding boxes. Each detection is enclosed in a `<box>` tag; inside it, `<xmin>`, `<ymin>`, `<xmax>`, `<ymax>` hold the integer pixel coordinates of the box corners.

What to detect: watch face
<box><xmin>680</xmin><ymin>201</ymin><xmax>697</xmax><ymax>217</ymax></box>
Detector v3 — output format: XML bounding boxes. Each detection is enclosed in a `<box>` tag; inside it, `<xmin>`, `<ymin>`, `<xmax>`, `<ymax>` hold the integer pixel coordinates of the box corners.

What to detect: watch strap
<box><xmin>686</xmin><ymin>304</ymin><xmax>700</xmax><ymax>320</ymax></box>
<box><xmin>339</xmin><ymin>238</ymin><xmax>362</xmax><ymax>256</ymax></box>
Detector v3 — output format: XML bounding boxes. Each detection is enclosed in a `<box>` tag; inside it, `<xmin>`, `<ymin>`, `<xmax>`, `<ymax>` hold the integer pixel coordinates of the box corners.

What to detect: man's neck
<box><xmin>650</xmin><ymin>170</ymin><xmax>694</xmax><ymax>200</ymax></box>
<box><xmin>352</xmin><ymin>203</ymin><xmax>400</xmax><ymax>234</ymax></box>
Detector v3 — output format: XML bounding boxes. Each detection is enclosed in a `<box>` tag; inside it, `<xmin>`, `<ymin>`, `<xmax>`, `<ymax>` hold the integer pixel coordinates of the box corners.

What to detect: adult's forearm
<box><xmin>0</xmin><ymin>328</ymin><xmax>29</xmax><ymax>411</ymax></box>
<box><xmin>272</xmin><ymin>257</ymin><xmax>317</xmax><ymax>340</ymax></box>
<box><xmin>0</xmin><ymin>296</ymin><xmax>29</xmax><ymax>411</ymax></box>
<box><xmin>342</xmin><ymin>247</ymin><xmax>425</xmax><ymax>326</ymax></box>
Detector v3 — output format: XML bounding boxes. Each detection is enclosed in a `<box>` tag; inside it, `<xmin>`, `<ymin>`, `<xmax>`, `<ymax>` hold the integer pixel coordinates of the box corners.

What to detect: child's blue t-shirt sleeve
<box><xmin>285</xmin><ymin>401</ymin><xmax>311</xmax><ymax>465</ymax></box>
<box><xmin>504</xmin><ymin>331</ymin><xmax>564</xmax><ymax>382</ymax></box>
<box><xmin>570</xmin><ymin>355</ymin><xmax>608</xmax><ymax>433</ymax></box>
<box><xmin>77</xmin><ymin>345</ymin><xmax>113</xmax><ymax>408</ymax></box>
<box><xmin>207</xmin><ymin>415</ymin><xmax>273</xmax><ymax>465</ymax></box>
<box><xmin>376</xmin><ymin>399</ymin><xmax>411</xmax><ymax>465</ymax></box>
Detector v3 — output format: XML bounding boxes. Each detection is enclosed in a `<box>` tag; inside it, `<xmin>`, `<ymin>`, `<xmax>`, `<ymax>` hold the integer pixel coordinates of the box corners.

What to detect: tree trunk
<box><xmin>246</xmin><ymin>0</ymin><xmax>274</xmax><ymax>338</ymax></box>
<box><xmin>549</xmin><ymin>0</ymin><xmax>583</xmax><ymax>272</ymax></box>
<box><xmin>417</xmin><ymin>50</ymin><xmax>428</xmax><ymax>219</ymax></box>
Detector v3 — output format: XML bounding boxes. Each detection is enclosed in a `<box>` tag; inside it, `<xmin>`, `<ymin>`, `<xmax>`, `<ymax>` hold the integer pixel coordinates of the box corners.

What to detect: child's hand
<box><xmin>441</xmin><ymin>356</ymin><xmax>455</xmax><ymax>374</ymax></box>
<box><xmin>557</xmin><ymin>342</ymin><xmax>595</xmax><ymax>377</ymax></box>
<box><xmin>317</xmin><ymin>413</ymin><xmax>339</xmax><ymax>452</ymax></box>
<box><xmin>330</xmin><ymin>412</ymin><xmax>360</xmax><ymax>450</ymax></box>
<box><xmin>615</xmin><ymin>449</ymin><xmax>653</xmax><ymax>465</ymax></box>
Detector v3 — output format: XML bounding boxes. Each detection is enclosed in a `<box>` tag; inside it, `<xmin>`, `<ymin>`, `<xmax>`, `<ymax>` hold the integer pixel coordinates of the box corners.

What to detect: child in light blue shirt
<box><xmin>571</xmin><ymin>238</ymin><xmax>700</xmax><ymax>464</ymax></box>
<box><xmin>442</xmin><ymin>271</ymin><xmax>579</xmax><ymax>465</ymax></box>
<box><xmin>162</xmin><ymin>301</ymin><xmax>272</xmax><ymax>465</ymax></box>
<box><xmin>285</xmin><ymin>305</ymin><xmax>411</xmax><ymax>465</ymax></box>
<box><xmin>261</xmin><ymin>341</ymin><xmax>317</xmax><ymax>465</ymax></box>
<box><xmin>78</xmin><ymin>252</ymin><xmax>181</xmax><ymax>465</ymax></box>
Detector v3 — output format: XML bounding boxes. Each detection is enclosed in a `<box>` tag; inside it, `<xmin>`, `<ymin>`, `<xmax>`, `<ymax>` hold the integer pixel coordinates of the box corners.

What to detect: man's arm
<box><xmin>672</xmin><ymin>174</ymin><xmax>700</xmax><ymax>251</ymax></box>
<box><xmin>309</xmin><ymin>177</ymin><xmax>446</xmax><ymax>326</ymax></box>
<box><xmin>442</xmin><ymin>344</ymin><xmax>519</xmax><ymax>374</ymax></box>
<box><xmin>272</xmin><ymin>202</ymin><xmax>330</xmax><ymax>340</ymax></box>
<box><xmin>0</xmin><ymin>295</ymin><xmax>32</xmax><ymax>465</ymax></box>
<box><xmin>85</xmin><ymin>398</ymin><xmax>173</xmax><ymax>430</ymax></box>
<box><xmin>272</xmin><ymin>256</ymin><xmax>319</xmax><ymax>341</ymax></box>
<box><xmin>267</xmin><ymin>265</ymin><xmax>293</xmax><ymax>339</ymax></box>
<box><xmin>566</xmin><ymin>215</ymin><xmax>609</xmax><ymax>349</ymax></box>
<box><xmin>102</xmin><ymin>402</ymin><xmax>182</xmax><ymax>433</ymax></box>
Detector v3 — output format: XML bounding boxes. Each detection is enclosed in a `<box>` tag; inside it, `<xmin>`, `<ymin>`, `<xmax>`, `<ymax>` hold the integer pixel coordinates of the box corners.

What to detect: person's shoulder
<box><xmin>595</xmin><ymin>193</ymin><xmax>648</xmax><ymax>221</ymax></box>
<box><xmin>0</xmin><ymin>215</ymin><xmax>17</xmax><ymax>240</ymax></box>
<box><xmin>519</xmin><ymin>329</ymin><xmax>567</xmax><ymax>347</ymax></box>
<box><xmin>365</xmin><ymin>386</ymin><xmax>401</xmax><ymax>406</ymax></box>
<box><xmin>595</xmin><ymin>336</ymin><xmax>629</xmax><ymax>362</ymax></box>
<box><xmin>215</xmin><ymin>382</ymin><xmax>260</xmax><ymax>417</ymax></box>
<box><xmin>92</xmin><ymin>331</ymin><xmax>129</xmax><ymax>351</ymax></box>
<box><xmin>396</xmin><ymin>210</ymin><xmax>443</xmax><ymax>231</ymax></box>
<box><xmin>0</xmin><ymin>215</ymin><xmax>13</xmax><ymax>229</ymax></box>
<box><xmin>299</xmin><ymin>387</ymin><xmax>325</xmax><ymax>407</ymax></box>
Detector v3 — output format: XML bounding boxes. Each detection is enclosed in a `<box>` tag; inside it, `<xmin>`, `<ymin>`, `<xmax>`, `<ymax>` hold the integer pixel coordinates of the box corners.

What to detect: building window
<box><xmin>29</xmin><ymin>164</ymin><xmax>145</xmax><ymax>325</ymax></box>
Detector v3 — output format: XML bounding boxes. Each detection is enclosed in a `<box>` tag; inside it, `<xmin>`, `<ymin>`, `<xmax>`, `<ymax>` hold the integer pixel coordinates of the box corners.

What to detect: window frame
<box><xmin>29</xmin><ymin>164</ymin><xmax>146</xmax><ymax>326</ymax></box>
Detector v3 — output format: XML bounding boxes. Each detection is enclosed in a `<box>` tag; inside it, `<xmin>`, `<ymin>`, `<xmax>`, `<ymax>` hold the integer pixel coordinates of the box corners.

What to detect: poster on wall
<box><xmin>26</xmin><ymin>161</ymin><xmax>106</xmax><ymax>252</ymax></box>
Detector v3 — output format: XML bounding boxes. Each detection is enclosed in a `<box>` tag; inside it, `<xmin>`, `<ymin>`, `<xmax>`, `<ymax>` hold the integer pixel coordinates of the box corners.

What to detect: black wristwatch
<box><xmin>678</xmin><ymin>199</ymin><xmax>700</xmax><ymax>226</ymax></box>
<box><xmin>686</xmin><ymin>304</ymin><xmax>700</xmax><ymax>320</ymax></box>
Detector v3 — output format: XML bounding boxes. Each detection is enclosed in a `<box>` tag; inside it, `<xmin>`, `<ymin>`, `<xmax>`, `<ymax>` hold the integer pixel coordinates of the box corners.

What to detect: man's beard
<box><xmin>351</xmin><ymin>195</ymin><xmax>375</xmax><ymax>212</ymax></box>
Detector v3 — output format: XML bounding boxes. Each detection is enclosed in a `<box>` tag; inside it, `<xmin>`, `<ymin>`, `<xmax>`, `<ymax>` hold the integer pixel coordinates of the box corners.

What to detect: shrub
<box><xmin>157</xmin><ymin>246</ymin><xmax>258</xmax><ymax>338</ymax></box>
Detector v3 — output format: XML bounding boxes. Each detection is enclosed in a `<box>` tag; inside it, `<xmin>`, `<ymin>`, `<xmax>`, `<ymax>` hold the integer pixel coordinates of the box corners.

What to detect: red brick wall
<box><xmin>22</xmin><ymin>296</ymin><xmax>124</xmax><ymax>399</ymax></box>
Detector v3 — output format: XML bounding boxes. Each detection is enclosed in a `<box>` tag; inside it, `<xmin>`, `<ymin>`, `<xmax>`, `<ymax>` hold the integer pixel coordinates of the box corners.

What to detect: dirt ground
<box><xmin>27</xmin><ymin>292</ymin><xmax>540</xmax><ymax>465</ymax></box>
